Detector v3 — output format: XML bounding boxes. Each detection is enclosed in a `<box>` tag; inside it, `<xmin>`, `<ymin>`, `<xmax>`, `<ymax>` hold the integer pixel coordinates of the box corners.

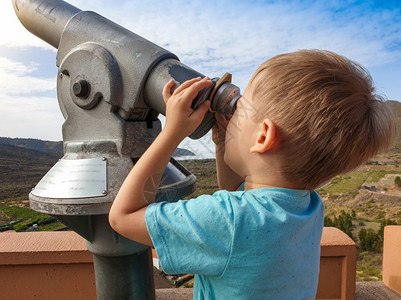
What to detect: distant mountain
<box><xmin>173</xmin><ymin>148</ymin><xmax>196</xmax><ymax>158</ymax></box>
<box><xmin>0</xmin><ymin>137</ymin><xmax>196</xmax><ymax>158</ymax></box>
<box><xmin>0</xmin><ymin>143</ymin><xmax>61</xmax><ymax>163</ymax></box>
<box><xmin>387</xmin><ymin>100</ymin><xmax>401</xmax><ymax>117</ymax></box>
<box><xmin>0</xmin><ymin>136</ymin><xmax>195</xmax><ymax>205</ymax></box>
<box><xmin>386</xmin><ymin>100</ymin><xmax>401</xmax><ymax>152</ymax></box>
<box><xmin>0</xmin><ymin>137</ymin><xmax>63</xmax><ymax>155</ymax></box>
<box><xmin>0</xmin><ymin>143</ymin><xmax>61</xmax><ymax>203</ymax></box>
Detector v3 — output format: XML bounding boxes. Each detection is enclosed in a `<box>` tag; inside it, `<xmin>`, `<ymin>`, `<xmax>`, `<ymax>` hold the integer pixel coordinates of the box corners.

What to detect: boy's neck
<box><xmin>243</xmin><ymin>175</ymin><xmax>303</xmax><ymax>191</ymax></box>
<box><xmin>242</xmin><ymin>154</ymin><xmax>305</xmax><ymax>191</ymax></box>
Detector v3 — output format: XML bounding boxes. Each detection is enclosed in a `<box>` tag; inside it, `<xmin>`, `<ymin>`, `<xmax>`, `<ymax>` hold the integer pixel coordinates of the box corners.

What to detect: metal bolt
<box><xmin>102</xmin><ymin>190</ymin><xmax>108</xmax><ymax>195</ymax></box>
<box><xmin>73</xmin><ymin>80</ymin><xmax>90</xmax><ymax>98</ymax></box>
<box><xmin>102</xmin><ymin>157</ymin><xmax>107</xmax><ymax>161</ymax></box>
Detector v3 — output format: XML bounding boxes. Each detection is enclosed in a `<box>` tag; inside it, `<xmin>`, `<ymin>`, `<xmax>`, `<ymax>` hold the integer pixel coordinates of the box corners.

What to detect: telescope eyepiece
<box><xmin>189</xmin><ymin>79</ymin><xmax>240</xmax><ymax>115</ymax></box>
<box><xmin>211</xmin><ymin>82</ymin><xmax>240</xmax><ymax>116</ymax></box>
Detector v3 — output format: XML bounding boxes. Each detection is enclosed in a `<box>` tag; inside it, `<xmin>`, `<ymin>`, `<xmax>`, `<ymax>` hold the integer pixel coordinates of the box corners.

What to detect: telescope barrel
<box><xmin>12</xmin><ymin>0</ymin><xmax>81</xmax><ymax>48</ymax></box>
<box><xmin>12</xmin><ymin>0</ymin><xmax>240</xmax><ymax>139</ymax></box>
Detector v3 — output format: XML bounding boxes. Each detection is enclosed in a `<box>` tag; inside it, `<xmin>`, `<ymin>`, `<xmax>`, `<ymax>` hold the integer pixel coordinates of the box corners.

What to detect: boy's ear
<box><xmin>250</xmin><ymin>118</ymin><xmax>276</xmax><ymax>153</ymax></box>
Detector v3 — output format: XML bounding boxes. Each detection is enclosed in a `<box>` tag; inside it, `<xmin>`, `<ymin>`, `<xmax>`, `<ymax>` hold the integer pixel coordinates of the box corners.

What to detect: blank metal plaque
<box><xmin>31</xmin><ymin>157</ymin><xmax>107</xmax><ymax>199</ymax></box>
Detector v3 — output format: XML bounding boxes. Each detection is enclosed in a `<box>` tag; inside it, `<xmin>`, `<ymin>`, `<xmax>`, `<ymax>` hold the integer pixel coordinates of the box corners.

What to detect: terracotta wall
<box><xmin>316</xmin><ymin>227</ymin><xmax>356</xmax><ymax>300</ymax></box>
<box><xmin>383</xmin><ymin>225</ymin><xmax>401</xmax><ymax>296</ymax></box>
<box><xmin>0</xmin><ymin>231</ymin><xmax>96</xmax><ymax>300</ymax></box>
<box><xmin>0</xmin><ymin>227</ymin><xmax>356</xmax><ymax>300</ymax></box>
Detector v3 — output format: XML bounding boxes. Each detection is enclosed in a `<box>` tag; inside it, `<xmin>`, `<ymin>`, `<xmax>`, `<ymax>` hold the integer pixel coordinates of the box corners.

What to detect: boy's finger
<box><xmin>174</xmin><ymin>77</ymin><xmax>202</xmax><ymax>95</ymax></box>
<box><xmin>162</xmin><ymin>79</ymin><xmax>176</xmax><ymax>103</ymax></box>
<box><xmin>191</xmin><ymin>100</ymin><xmax>210</xmax><ymax>123</ymax></box>
<box><xmin>182</xmin><ymin>77</ymin><xmax>212</xmax><ymax>102</ymax></box>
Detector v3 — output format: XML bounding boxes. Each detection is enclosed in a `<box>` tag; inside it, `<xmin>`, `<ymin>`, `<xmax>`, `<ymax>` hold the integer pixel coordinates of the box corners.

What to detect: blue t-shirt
<box><xmin>146</xmin><ymin>188</ymin><xmax>324</xmax><ymax>300</ymax></box>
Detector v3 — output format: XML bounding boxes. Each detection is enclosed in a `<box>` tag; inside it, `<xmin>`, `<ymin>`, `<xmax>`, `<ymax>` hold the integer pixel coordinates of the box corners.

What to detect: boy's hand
<box><xmin>162</xmin><ymin>77</ymin><xmax>212</xmax><ymax>141</ymax></box>
<box><xmin>212</xmin><ymin>113</ymin><xmax>232</xmax><ymax>150</ymax></box>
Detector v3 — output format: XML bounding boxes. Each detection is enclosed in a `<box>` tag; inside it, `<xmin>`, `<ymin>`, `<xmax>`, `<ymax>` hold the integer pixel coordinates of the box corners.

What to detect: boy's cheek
<box><xmin>223</xmin><ymin>144</ymin><xmax>234</xmax><ymax>166</ymax></box>
<box><xmin>224</xmin><ymin>148</ymin><xmax>242</xmax><ymax>177</ymax></box>
<box><xmin>223</xmin><ymin>149</ymin><xmax>230</xmax><ymax>167</ymax></box>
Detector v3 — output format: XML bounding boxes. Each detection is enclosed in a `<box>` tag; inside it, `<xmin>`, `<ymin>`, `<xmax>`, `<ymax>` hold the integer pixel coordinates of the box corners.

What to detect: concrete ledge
<box><xmin>156</xmin><ymin>288</ymin><xmax>192</xmax><ymax>300</ymax></box>
<box><xmin>356</xmin><ymin>281</ymin><xmax>401</xmax><ymax>300</ymax></box>
<box><xmin>383</xmin><ymin>225</ymin><xmax>401</xmax><ymax>296</ymax></box>
<box><xmin>0</xmin><ymin>228</ymin><xmax>357</xmax><ymax>300</ymax></box>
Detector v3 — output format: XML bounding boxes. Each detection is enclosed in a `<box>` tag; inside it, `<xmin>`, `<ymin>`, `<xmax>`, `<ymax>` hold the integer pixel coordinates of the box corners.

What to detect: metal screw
<box><xmin>73</xmin><ymin>80</ymin><xmax>90</xmax><ymax>98</ymax></box>
<box><xmin>102</xmin><ymin>190</ymin><xmax>108</xmax><ymax>195</ymax></box>
<box><xmin>102</xmin><ymin>157</ymin><xmax>107</xmax><ymax>161</ymax></box>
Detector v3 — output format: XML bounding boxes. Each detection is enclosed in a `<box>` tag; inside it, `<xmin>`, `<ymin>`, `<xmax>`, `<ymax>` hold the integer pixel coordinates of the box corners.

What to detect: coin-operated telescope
<box><xmin>12</xmin><ymin>0</ymin><xmax>240</xmax><ymax>299</ymax></box>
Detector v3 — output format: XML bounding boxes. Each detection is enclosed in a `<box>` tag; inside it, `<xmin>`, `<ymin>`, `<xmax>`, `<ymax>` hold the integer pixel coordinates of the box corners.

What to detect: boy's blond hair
<box><xmin>250</xmin><ymin>50</ymin><xmax>395</xmax><ymax>190</ymax></box>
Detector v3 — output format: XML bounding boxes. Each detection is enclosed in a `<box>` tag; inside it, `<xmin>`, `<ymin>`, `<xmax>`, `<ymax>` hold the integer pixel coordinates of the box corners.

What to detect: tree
<box><xmin>358</xmin><ymin>219</ymin><xmax>399</xmax><ymax>252</ymax></box>
<box><xmin>358</xmin><ymin>228</ymin><xmax>381</xmax><ymax>252</ymax></box>
<box><xmin>394</xmin><ymin>176</ymin><xmax>401</xmax><ymax>187</ymax></box>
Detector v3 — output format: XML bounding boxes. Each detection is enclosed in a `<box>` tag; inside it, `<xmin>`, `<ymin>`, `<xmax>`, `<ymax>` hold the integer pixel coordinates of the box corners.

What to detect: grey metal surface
<box><xmin>12</xmin><ymin>0</ymin><xmax>81</xmax><ymax>48</ymax></box>
<box><xmin>143</xmin><ymin>58</ymin><xmax>217</xmax><ymax>138</ymax></box>
<box><xmin>93</xmin><ymin>249</ymin><xmax>156</xmax><ymax>300</ymax></box>
<box><xmin>31</xmin><ymin>157</ymin><xmax>107</xmax><ymax>199</ymax></box>
<box><xmin>29</xmin><ymin>154</ymin><xmax>196</xmax><ymax>216</ymax></box>
<box><xmin>144</xmin><ymin>58</ymin><xmax>241</xmax><ymax>138</ymax></box>
<box><xmin>56</xmin><ymin>9</ymin><xmax>177</xmax><ymax>123</ymax></box>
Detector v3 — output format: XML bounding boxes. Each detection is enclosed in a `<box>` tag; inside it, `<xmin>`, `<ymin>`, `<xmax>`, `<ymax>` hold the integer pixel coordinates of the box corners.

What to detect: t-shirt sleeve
<box><xmin>145</xmin><ymin>191</ymin><xmax>235</xmax><ymax>276</ymax></box>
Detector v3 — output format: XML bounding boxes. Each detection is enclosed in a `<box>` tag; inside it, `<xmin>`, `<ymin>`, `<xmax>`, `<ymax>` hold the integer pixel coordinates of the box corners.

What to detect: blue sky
<box><xmin>1</xmin><ymin>0</ymin><xmax>400</xmax><ymax>158</ymax></box>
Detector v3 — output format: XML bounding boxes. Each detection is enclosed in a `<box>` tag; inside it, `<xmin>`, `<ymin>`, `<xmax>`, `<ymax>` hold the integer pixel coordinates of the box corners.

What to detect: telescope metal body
<box><xmin>12</xmin><ymin>0</ymin><xmax>240</xmax><ymax>299</ymax></box>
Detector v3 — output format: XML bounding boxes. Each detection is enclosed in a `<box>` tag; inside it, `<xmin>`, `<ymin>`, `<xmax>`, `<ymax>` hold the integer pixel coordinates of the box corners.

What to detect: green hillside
<box><xmin>0</xmin><ymin>141</ymin><xmax>63</xmax><ymax>231</ymax></box>
<box><xmin>0</xmin><ymin>143</ymin><xmax>61</xmax><ymax>204</ymax></box>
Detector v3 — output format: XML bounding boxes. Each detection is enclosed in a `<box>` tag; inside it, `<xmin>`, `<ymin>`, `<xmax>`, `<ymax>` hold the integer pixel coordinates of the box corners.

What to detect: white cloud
<box><xmin>4</xmin><ymin>0</ymin><xmax>401</xmax><ymax>73</ymax></box>
<box><xmin>0</xmin><ymin>94</ymin><xmax>63</xmax><ymax>141</ymax></box>
<box><xmin>64</xmin><ymin>0</ymin><xmax>400</xmax><ymax>92</ymax></box>
<box><xmin>3</xmin><ymin>0</ymin><xmax>400</xmax><ymax>66</ymax></box>
<box><xmin>0</xmin><ymin>57</ymin><xmax>55</xmax><ymax>95</ymax></box>
<box><xmin>0</xmin><ymin>57</ymin><xmax>61</xmax><ymax>140</ymax></box>
<box><xmin>0</xmin><ymin>1</ymin><xmax>53</xmax><ymax>49</ymax></box>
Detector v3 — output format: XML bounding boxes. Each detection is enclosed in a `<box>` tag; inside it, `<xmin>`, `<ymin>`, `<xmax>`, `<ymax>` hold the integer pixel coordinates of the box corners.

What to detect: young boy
<box><xmin>109</xmin><ymin>50</ymin><xmax>395</xmax><ymax>299</ymax></box>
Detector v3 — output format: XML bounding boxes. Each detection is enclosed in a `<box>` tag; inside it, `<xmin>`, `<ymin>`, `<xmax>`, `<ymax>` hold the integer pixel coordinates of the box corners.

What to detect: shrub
<box><xmin>358</xmin><ymin>219</ymin><xmax>399</xmax><ymax>252</ymax></box>
<box><xmin>324</xmin><ymin>210</ymin><xmax>355</xmax><ymax>239</ymax></box>
<box><xmin>359</xmin><ymin>228</ymin><xmax>381</xmax><ymax>252</ymax></box>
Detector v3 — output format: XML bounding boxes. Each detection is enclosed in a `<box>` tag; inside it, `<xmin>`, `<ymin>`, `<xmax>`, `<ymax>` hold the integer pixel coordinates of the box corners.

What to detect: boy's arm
<box><xmin>109</xmin><ymin>77</ymin><xmax>212</xmax><ymax>246</ymax></box>
<box><xmin>213</xmin><ymin>114</ymin><xmax>244</xmax><ymax>191</ymax></box>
